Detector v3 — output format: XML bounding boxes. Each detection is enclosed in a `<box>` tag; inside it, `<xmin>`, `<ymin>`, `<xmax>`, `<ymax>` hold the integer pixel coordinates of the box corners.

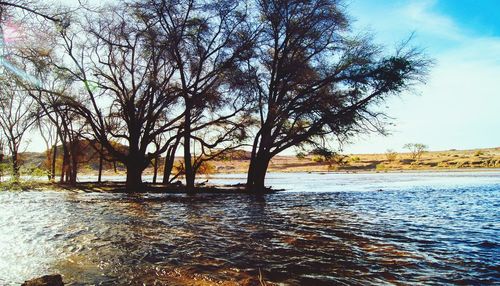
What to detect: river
<box><xmin>0</xmin><ymin>171</ymin><xmax>499</xmax><ymax>285</ymax></box>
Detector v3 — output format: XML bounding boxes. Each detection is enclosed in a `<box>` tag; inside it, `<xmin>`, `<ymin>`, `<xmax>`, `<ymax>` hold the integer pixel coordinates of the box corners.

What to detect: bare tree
<box><xmin>52</xmin><ymin>4</ymin><xmax>183</xmax><ymax>191</ymax></box>
<box><xmin>36</xmin><ymin>115</ymin><xmax>59</xmax><ymax>181</ymax></box>
<box><xmin>245</xmin><ymin>0</ymin><xmax>430</xmax><ymax>191</ymax></box>
<box><xmin>0</xmin><ymin>74</ymin><xmax>36</xmax><ymax>180</ymax></box>
<box><xmin>403</xmin><ymin>143</ymin><xmax>428</xmax><ymax>160</ymax></box>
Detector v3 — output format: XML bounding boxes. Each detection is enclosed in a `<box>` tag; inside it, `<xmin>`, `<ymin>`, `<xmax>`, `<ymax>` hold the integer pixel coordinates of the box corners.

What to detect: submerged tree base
<box><xmin>3</xmin><ymin>181</ymin><xmax>283</xmax><ymax>194</ymax></box>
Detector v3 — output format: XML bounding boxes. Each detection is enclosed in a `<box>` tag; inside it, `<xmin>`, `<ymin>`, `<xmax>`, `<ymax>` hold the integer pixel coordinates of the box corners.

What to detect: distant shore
<box><xmin>147</xmin><ymin>146</ymin><xmax>500</xmax><ymax>175</ymax></box>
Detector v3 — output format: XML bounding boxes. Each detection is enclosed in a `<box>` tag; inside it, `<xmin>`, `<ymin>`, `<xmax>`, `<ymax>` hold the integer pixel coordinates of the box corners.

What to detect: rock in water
<box><xmin>21</xmin><ymin>274</ymin><xmax>64</xmax><ymax>286</ymax></box>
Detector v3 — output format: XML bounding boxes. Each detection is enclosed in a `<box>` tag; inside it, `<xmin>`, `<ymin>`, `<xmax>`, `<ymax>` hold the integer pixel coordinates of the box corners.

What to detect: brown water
<box><xmin>0</xmin><ymin>172</ymin><xmax>499</xmax><ymax>285</ymax></box>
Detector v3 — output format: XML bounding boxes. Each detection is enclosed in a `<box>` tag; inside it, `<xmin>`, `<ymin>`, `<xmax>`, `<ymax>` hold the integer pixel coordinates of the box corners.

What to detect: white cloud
<box><xmin>344</xmin><ymin>0</ymin><xmax>500</xmax><ymax>153</ymax></box>
<box><xmin>399</xmin><ymin>0</ymin><xmax>464</xmax><ymax>41</ymax></box>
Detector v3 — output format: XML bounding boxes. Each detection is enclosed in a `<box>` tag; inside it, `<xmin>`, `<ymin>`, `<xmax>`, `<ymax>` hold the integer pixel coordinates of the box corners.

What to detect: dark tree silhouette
<box><xmin>245</xmin><ymin>0</ymin><xmax>430</xmax><ymax>191</ymax></box>
<box><xmin>136</xmin><ymin>0</ymin><xmax>256</xmax><ymax>190</ymax></box>
<box><xmin>54</xmin><ymin>5</ymin><xmax>183</xmax><ymax>191</ymax></box>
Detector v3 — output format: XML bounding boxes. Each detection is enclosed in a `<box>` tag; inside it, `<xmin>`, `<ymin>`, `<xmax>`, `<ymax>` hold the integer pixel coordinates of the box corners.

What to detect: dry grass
<box><xmin>197</xmin><ymin>147</ymin><xmax>500</xmax><ymax>173</ymax></box>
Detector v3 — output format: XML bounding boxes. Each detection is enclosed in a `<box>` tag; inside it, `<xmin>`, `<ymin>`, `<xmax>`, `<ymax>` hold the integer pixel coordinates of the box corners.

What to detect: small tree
<box><xmin>403</xmin><ymin>143</ymin><xmax>428</xmax><ymax>160</ymax></box>
<box><xmin>0</xmin><ymin>74</ymin><xmax>36</xmax><ymax>180</ymax></box>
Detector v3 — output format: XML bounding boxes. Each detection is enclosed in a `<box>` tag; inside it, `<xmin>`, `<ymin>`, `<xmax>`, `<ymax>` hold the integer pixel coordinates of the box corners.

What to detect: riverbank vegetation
<box><xmin>0</xmin><ymin>0</ymin><xmax>429</xmax><ymax>192</ymax></box>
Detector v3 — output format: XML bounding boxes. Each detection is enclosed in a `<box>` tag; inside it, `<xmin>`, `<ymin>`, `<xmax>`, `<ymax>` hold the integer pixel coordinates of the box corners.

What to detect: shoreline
<box><xmin>1</xmin><ymin>168</ymin><xmax>498</xmax><ymax>194</ymax></box>
<box><xmin>0</xmin><ymin>181</ymin><xmax>283</xmax><ymax>194</ymax></box>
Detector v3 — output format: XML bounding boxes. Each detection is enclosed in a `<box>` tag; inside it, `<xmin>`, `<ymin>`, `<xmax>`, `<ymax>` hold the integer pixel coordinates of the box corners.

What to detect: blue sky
<box><xmin>342</xmin><ymin>0</ymin><xmax>500</xmax><ymax>153</ymax></box>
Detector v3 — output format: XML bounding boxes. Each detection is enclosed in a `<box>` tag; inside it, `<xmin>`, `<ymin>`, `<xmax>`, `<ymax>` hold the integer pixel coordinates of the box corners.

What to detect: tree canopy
<box><xmin>0</xmin><ymin>0</ymin><xmax>430</xmax><ymax>192</ymax></box>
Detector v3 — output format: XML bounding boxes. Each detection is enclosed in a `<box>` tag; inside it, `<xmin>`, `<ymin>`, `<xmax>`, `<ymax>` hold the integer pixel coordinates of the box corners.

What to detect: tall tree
<box><xmin>53</xmin><ymin>4</ymin><xmax>183</xmax><ymax>191</ymax></box>
<box><xmin>245</xmin><ymin>0</ymin><xmax>430</xmax><ymax>191</ymax></box>
<box><xmin>137</xmin><ymin>0</ymin><xmax>256</xmax><ymax>190</ymax></box>
<box><xmin>0</xmin><ymin>74</ymin><xmax>36</xmax><ymax>180</ymax></box>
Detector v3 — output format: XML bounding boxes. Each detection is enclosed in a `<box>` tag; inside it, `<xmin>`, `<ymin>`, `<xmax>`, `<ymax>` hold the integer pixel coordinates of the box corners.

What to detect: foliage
<box><xmin>403</xmin><ymin>143</ymin><xmax>428</xmax><ymax>160</ymax></box>
<box><xmin>310</xmin><ymin>147</ymin><xmax>348</xmax><ymax>167</ymax></box>
<box><xmin>245</xmin><ymin>0</ymin><xmax>430</xmax><ymax>189</ymax></box>
<box><xmin>385</xmin><ymin>150</ymin><xmax>398</xmax><ymax>162</ymax></box>
<box><xmin>295</xmin><ymin>152</ymin><xmax>307</xmax><ymax>160</ymax></box>
<box><xmin>0</xmin><ymin>0</ymin><xmax>431</xmax><ymax>191</ymax></box>
<box><xmin>375</xmin><ymin>163</ymin><xmax>388</xmax><ymax>171</ymax></box>
<box><xmin>196</xmin><ymin>161</ymin><xmax>216</xmax><ymax>175</ymax></box>
<box><xmin>349</xmin><ymin>156</ymin><xmax>361</xmax><ymax>163</ymax></box>
<box><xmin>474</xmin><ymin>150</ymin><xmax>485</xmax><ymax>157</ymax></box>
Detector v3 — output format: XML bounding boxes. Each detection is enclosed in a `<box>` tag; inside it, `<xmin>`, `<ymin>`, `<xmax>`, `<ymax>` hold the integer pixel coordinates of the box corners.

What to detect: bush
<box><xmin>328</xmin><ymin>165</ymin><xmax>339</xmax><ymax>171</ymax></box>
<box><xmin>437</xmin><ymin>162</ymin><xmax>449</xmax><ymax>168</ymax></box>
<box><xmin>385</xmin><ymin>150</ymin><xmax>398</xmax><ymax>162</ymax></box>
<box><xmin>312</xmin><ymin>155</ymin><xmax>324</xmax><ymax>163</ymax></box>
<box><xmin>27</xmin><ymin>167</ymin><xmax>49</xmax><ymax>178</ymax></box>
<box><xmin>0</xmin><ymin>163</ymin><xmax>11</xmax><ymax>179</ymax></box>
<box><xmin>196</xmin><ymin>161</ymin><xmax>216</xmax><ymax>175</ymax></box>
<box><xmin>474</xmin><ymin>150</ymin><xmax>485</xmax><ymax>157</ymax></box>
<box><xmin>349</xmin><ymin>156</ymin><xmax>360</xmax><ymax>163</ymax></box>
<box><xmin>375</xmin><ymin>163</ymin><xmax>388</xmax><ymax>171</ymax></box>
<box><xmin>296</xmin><ymin>152</ymin><xmax>307</xmax><ymax>160</ymax></box>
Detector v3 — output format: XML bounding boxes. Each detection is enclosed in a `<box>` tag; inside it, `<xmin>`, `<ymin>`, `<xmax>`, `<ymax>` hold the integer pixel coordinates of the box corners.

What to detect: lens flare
<box><xmin>0</xmin><ymin>21</ymin><xmax>42</xmax><ymax>88</ymax></box>
<box><xmin>2</xmin><ymin>23</ymin><xmax>22</xmax><ymax>44</ymax></box>
<box><xmin>0</xmin><ymin>58</ymin><xmax>42</xmax><ymax>87</ymax></box>
<box><xmin>84</xmin><ymin>80</ymin><xmax>99</xmax><ymax>92</ymax></box>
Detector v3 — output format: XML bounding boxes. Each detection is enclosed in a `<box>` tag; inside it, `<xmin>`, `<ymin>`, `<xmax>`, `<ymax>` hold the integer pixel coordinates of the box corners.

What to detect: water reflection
<box><xmin>0</xmin><ymin>172</ymin><xmax>499</xmax><ymax>285</ymax></box>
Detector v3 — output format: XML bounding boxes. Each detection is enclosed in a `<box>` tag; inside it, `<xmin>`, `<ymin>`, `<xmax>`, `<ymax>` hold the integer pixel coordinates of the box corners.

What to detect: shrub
<box><xmin>27</xmin><ymin>167</ymin><xmax>49</xmax><ymax>178</ymax></box>
<box><xmin>328</xmin><ymin>165</ymin><xmax>339</xmax><ymax>171</ymax></box>
<box><xmin>474</xmin><ymin>150</ymin><xmax>485</xmax><ymax>157</ymax></box>
<box><xmin>349</xmin><ymin>156</ymin><xmax>360</xmax><ymax>163</ymax></box>
<box><xmin>437</xmin><ymin>162</ymin><xmax>449</xmax><ymax>168</ymax></box>
<box><xmin>403</xmin><ymin>143</ymin><xmax>428</xmax><ymax>160</ymax></box>
<box><xmin>196</xmin><ymin>161</ymin><xmax>216</xmax><ymax>175</ymax></box>
<box><xmin>296</xmin><ymin>152</ymin><xmax>307</xmax><ymax>160</ymax></box>
<box><xmin>312</xmin><ymin>155</ymin><xmax>324</xmax><ymax>163</ymax></box>
<box><xmin>375</xmin><ymin>163</ymin><xmax>388</xmax><ymax>171</ymax></box>
<box><xmin>385</xmin><ymin>149</ymin><xmax>398</xmax><ymax>162</ymax></box>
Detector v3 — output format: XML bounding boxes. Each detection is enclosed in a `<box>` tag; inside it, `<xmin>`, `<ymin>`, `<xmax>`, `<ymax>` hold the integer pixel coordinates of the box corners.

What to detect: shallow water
<box><xmin>1</xmin><ymin>171</ymin><xmax>499</xmax><ymax>285</ymax></box>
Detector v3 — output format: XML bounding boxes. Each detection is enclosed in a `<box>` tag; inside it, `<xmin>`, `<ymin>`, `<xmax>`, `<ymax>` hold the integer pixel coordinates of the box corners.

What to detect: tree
<box><xmin>136</xmin><ymin>0</ymin><xmax>256</xmax><ymax>190</ymax></box>
<box><xmin>245</xmin><ymin>0</ymin><xmax>430</xmax><ymax>191</ymax></box>
<box><xmin>0</xmin><ymin>1</ymin><xmax>65</xmax><ymax>23</ymax></box>
<box><xmin>52</xmin><ymin>4</ymin><xmax>184</xmax><ymax>191</ymax></box>
<box><xmin>0</xmin><ymin>74</ymin><xmax>36</xmax><ymax>180</ymax></box>
<box><xmin>0</xmin><ymin>0</ymin><xmax>84</xmax><ymax>183</ymax></box>
<box><xmin>403</xmin><ymin>143</ymin><xmax>427</xmax><ymax>160</ymax></box>
<box><xmin>36</xmin><ymin>115</ymin><xmax>59</xmax><ymax>181</ymax></box>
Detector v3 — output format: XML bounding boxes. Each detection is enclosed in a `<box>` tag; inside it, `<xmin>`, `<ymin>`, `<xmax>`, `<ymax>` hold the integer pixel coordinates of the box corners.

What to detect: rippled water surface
<box><xmin>1</xmin><ymin>171</ymin><xmax>499</xmax><ymax>285</ymax></box>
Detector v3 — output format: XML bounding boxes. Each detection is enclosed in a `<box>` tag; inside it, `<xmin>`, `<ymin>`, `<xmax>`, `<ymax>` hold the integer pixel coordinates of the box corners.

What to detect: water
<box><xmin>0</xmin><ymin>171</ymin><xmax>499</xmax><ymax>285</ymax></box>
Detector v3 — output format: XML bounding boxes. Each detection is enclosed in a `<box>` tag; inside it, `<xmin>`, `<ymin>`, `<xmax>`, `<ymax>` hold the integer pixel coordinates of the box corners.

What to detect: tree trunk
<box><xmin>50</xmin><ymin>144</ymin><xmax>57</xmax><ymax>182</ymax></box>
<box><xmin>246</xmin><ymin>151</ymin><xmax>271</xmax><ymax>193</ymax></box>
<box><xmin>11</xmin><ymin>150</ymin><xmax>19</xmax><ymax>181</ymax></box>
<box><xmin>125</xmin><ymin>163</ymin><xmax>143</xmax><ymax>192</ymax></box>
<box><xmin>68</xmin><ymin>141</ymin><xmax>78</xmax><ymax>185</ymax></box>
<box><xmin>246</xmin><ymin>125</ymin><xmax>273</xmax><ymax>192</ymax></box>
<box><xmin>162</xmin><ymin>139</ymin><xmax>179</xmax><ymax>184</ymax></box>
<box><xmin>98</xmin><ymin>145</ymin><xmax>103</xmax><ymax>183</ymax></box>
<box><xmin>60</xmin><ymin>143</ymin><xmax>69</xmax><ymax>183</ymax></box>
<box><xmin>183</xmin><ymin>108</ymin><xmax>195</xmax><ymax>190</ymax></box>
<box><xmin>152</xmin><ymin>156</ymin><xmax>158</xmax><ymax>184</ymax></box>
